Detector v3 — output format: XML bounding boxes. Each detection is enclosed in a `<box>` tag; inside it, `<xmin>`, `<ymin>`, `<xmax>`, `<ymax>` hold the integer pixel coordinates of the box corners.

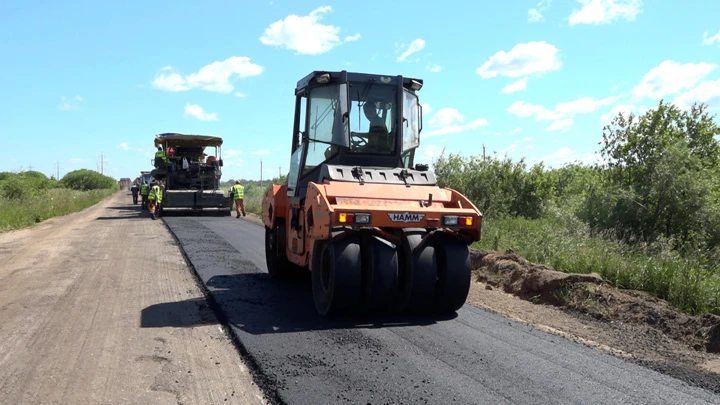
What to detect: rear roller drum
<box><xmin>312</xmin><ymin>237</ymin><xmax>363</xmax><ymax>317</ymax></box>
<box><xmin>392</xmin><ymin>229</ymin><xmax>437</xmax><ymax>314</ymax></box>
<box><xmin>433</xmin><ymin>233</ymin><xmax>472</xmax><ymax>313</ymax></box>
<box><xmin>357</xmin><ymin>234</ymin><xmax>399</xmax><ymax>314</ymax></box>
<box><xmin>265</xmin><ymin>222</ymin><xmax>296</xmax><ymax>280</ymax></box>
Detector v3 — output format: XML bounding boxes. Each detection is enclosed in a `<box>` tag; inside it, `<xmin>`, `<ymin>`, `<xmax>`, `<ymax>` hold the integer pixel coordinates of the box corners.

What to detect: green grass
<box><xmin>0</xmin><ymin>188</ymin><xmax>115</xmax><ymax>232</ymax></box>
<box><xmin>475</xmin><ymin>213</ymin><xmax>720</xmax><ymax>316</ymax></box>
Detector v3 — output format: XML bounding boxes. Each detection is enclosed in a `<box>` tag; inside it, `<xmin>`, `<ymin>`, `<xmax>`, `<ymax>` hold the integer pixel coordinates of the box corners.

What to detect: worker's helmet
<box><xmin>235</xmin><ymin>180</ymin><xmax>240</xmax><ymax>184</ymax></box>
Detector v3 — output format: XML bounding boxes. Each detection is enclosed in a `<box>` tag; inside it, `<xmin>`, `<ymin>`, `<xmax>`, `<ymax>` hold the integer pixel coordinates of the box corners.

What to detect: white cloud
<box><xmin>510</xmin><ymin>128</ymin><xmax>521</xmax><ymax>134</ymax></box>
<box><xmin>569</xmin><ymin>0</ymin><xmax>642</xmax><ymax>26</ymax></box>
<box><xmin>152</xmin><ymin>57</ymin><xmax>264</xmax><ymax>93</ymax></box>
<box><xmin>424</xmin><ymin>107</ymin><xmax>489</xmax><ymax>138</ymax></box>
<box><xmin>59</xmin><ymin>95</ymin><xmax>83</xmax><ymax>110</ymax></box>
<box><xmin>235</xmin><ymin>92</ymin><xmax>247</xmax><ymax>98</ymax></box>
<box><xmin>546</xmin><ymin>119</ymin><xmax>574</xmax><ymax>132</ymax></box>
<box><xmin>183</xmin><ymin>104</ymin><xmax>218</xmax><ymax>121</ymax></box>
<box><xmin>703</xmin><ymin>30</ymin><xmax>720</xmax><ymax>46</ymax></box>
<box><xmin>151</xmin><ymin>71</ymin><xmax>189</xmax><ymax>92</ymax></box>
<box><xmin>427</xmin><ymin>64</ymin><xmax>442</xmax><ymax>73</ymax></box>
<box><xmin>260</xmin><ymin>6</ymin><xmax>356</xmax><ymax>55</ymax></box>
<box><xmin>224</xmin><ymin>159</ymin><xmax>244</xmax><ymax>167</ymax></box>
<box><xmin>674</xmin><ymin>78</ymin><xmax>720</xmax><ymax>110</ymax></box>
<box><xmin>502</xmin><ymin>77</ymin><xmax>528</xmax><ymax>94</ymax></box>
<box><xmin>421</xmin><ymin>144</ymin><xmax>443</xmax><ymax>158</ymax></box>
<box><xmin>630</xmin><ymin>60</ymin><xmax>718</xmax><ymax>101</ymax></box>
<box><xmin>501</xmin><ymin>137</ymin><xmax>534</xmax><ymax>155</ymax></box>
<box><xmin>528</xmin><ymin>0</ymin><xmax>551</xmax><ymax>22</ymax></box>
<box><xmin>599</xmin><ymin>104</ymin><xmax>635</xmax><ymax>124</ymax></box>
<box><xmin>224</xmin><ymin>149</ymin><xmax>243</xmax><ymax>157</ymax></box>
<box><xmin>476</xmin><ymin>41</ymin><xmax>561</xmax><ymax>79</ymax></box>
<box><xmin>507</xmin><ymin>96</ymin><xmax>615</xmax><ymax>131</ymax></box>
<box><xmin>119</xmin><ymin>142</ymin><xmax>130</xmax><ymax>151</ymax></box>
<box><xmin>397</xmin><ymin>39</ymin><xmax>426</xmax><ymax>62</ymax></box>
<box><xmin>429</xmin><ymin>108</ymin><xmax>464</xmax><ymax>126</ymax></box>
<box><xmin>528</xmin><ymin>9</ymin><xmax>544</xmax><ymax>22</ymax></box>
<box><xmin>252</xmin><ymin>149</ymin><xmax>271</xmax><ymax>156</ymax></box>
<box><xmin>421</xmin><ymin>103</ymin><xmax>432</xmax><ymax>114</ymax></box>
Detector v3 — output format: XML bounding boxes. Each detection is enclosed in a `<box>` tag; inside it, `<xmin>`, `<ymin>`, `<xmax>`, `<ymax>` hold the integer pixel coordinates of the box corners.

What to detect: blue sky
<box><xmin>2</xmin><ymin>0</ymin><xmax>720</xmax><ymax>181</ymax></box>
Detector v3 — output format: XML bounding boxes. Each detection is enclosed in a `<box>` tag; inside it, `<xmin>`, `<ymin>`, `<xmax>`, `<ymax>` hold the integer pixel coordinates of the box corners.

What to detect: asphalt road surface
<box><xmin>164</xmin><ymin>216</ymin><xmax>720</xmax><ymax>405</ymax></box>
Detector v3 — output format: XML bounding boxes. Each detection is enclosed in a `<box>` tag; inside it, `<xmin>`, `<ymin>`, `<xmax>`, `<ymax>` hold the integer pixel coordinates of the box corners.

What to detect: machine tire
<box><xmin>392</xmin><ymin>229</ymin><xmax>437</xmax><ymax>314</ymax></box>
<box><xmin>358</xmin><ymin>233</ymin><xmax>399</xmax><ymax>314</ymax></box>
<box><xmin>433</xmin><ymin>233</ymin><xmax>471</xmax><ymax>313</ymax></box>
<box><xmin>312</xmin><ymin>237</ymin><xmax>362</xmax><ymax>317</ymax></box>
<box><xmin>265</xmin><ymin>222</ymin><xmax>294</xmax><ymax>280</ymax></box>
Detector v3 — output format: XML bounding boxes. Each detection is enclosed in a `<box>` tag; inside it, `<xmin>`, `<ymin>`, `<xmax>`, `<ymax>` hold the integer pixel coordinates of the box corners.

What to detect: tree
<box><xmin>591</xmin><ymin>100</ymin><xmax>720</xmax><ymax>248</ymax></box>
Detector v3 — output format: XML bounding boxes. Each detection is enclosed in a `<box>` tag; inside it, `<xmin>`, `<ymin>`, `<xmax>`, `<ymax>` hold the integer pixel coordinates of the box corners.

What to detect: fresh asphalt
<box><xmin>164</xmin><ymin>216</ymin><xmax>720</xmax><ymax>405</ymax></box>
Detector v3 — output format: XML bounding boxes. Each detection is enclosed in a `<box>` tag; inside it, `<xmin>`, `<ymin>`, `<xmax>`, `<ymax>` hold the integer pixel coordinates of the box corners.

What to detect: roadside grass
<box><xmin>475</xmin><ymin>214</ymin><xmax>720</xmax><ymax>316</ymax></box>
<box><xmin>0</xmin><ymin>188</ymin><xmax>115</xmax><ymax>232</ymax></box>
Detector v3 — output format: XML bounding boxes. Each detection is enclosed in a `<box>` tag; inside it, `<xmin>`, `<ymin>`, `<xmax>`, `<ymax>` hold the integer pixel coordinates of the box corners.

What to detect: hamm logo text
<box><xmin>388</xmin><ymin>212</ymin><xmax>425</xmax><ymax>223</ymax></box>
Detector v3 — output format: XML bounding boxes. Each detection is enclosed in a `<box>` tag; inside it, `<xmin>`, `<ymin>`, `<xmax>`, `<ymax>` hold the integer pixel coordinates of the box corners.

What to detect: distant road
<box><xmin>166</xmin><ymin>216</ymin><xmax>720</xmax><ymax>405</ymax></box>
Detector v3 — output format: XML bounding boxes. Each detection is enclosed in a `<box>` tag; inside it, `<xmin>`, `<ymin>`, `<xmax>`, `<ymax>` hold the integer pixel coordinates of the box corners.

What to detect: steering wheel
<box><xmin>350</xmin><ymin>132</ymin><xmax>368</xmax><ymax>149</ymax></box>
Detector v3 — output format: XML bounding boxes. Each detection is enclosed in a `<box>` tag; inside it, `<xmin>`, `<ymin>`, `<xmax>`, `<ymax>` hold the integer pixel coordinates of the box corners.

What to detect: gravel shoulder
<box><xmin>0</xmin><ymin>192</ymin><xmax>267</xmax><ymax>405</ymax></box>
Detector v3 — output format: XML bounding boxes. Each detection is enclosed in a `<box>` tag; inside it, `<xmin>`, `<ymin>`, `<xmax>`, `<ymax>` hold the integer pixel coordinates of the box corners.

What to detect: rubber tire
<box><xmin>312</xmin><ymin>238</ymin><xmax>363</xmax><ymax>317</ymax></box>
<box><xmin>358</xmin><ymin>234</ymin><xmax>399</xmax><ymax>314</ymax></box>
<box><xmin>392</xmin><ymin>229</ymin><xmax>437</xmax><ymax>314</ymax></box>
<box><xmin>433</xmin><ymin>233</ymin><xmax>471</xmax><ymax>313</ymax></box>
<box><xmin>265</xmin><ymin>223</ymin><xmax>294</xmax><ymax>280</ymax></box>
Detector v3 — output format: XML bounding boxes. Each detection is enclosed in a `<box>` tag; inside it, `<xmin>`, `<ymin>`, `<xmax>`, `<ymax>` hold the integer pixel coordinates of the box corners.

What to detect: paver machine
<box><xmin>150</xmin><ymin>133</ymin><xmax>231</xmax><ymax>216</ymax></box>
<box><xmin>262</xmin><ymin>71</ymin><xmax>483</xmax><ymax>317</ymax></box>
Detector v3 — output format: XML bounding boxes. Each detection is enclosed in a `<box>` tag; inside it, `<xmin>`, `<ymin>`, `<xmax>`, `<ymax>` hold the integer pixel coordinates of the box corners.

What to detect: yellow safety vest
<box><xmin>155</xmin><ymin>150</ymin><xmax>169</xmax><ymax>163</ymax></box>
<box><xmin>149</xmin><ymin>185</ymin><xmax>162</xmax><ymax>203</ymax></box>
<box><xmin>140</xmin><ymin>183</ymin><xmax>149</xmax><ymax>196</ymax></box>
<box><xmin>231</xmin><ymin>185</ymin><xmax>244</xmax><ymax>200</ymax></box>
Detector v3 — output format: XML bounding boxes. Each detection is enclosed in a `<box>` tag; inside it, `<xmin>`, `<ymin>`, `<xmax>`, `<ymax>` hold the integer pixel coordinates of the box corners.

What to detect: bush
<box><xmin>60</xmin><ymin>169</ymin><xmax>118</xmax><ymax>191</ymax></box>
<box><xmin>0</xmin><ymin>171</ymin><xmax>56</xmax><ymax>199</ymax></box>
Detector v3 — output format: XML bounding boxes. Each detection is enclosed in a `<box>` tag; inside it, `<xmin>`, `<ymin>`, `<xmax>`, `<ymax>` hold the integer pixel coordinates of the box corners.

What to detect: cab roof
<box><xmin>295</xmin><ymin>70</ymin><xmax>423</xmax><ymax>95</ymax></box>
<box><xmin>155</xmin><ymin>133</ymin><xmax>224</xmax><ymax>147</ymax></box>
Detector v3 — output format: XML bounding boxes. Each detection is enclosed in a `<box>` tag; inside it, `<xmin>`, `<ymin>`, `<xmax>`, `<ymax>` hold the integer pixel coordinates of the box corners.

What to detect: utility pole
<box><xmin>482</xmin><ymin>144</ymin><xmax>486</xmax><ymax>161</ymax></box>
<box><xmin>98</xmin><ymin>152</ymin><xmax>108</xmax><ymax>174</ymax></box>
<box><xmin>279</xmin><ymin>166</ymin><xmax>281</xmax><ymax>178</ymax></box>
<box><xmin>28</xmin><ymin>163</ymin><xmax>33</xmax><ymax>171</ymax></box>
<box><xmin>56</xmin><ymin>161</ymin><xmax>61</xmax><ymax>179</ymax></box>
<box><xmin>260</xmin><ymin>160</ymin><xmax>263</xmax><ymax>187</ymax></box>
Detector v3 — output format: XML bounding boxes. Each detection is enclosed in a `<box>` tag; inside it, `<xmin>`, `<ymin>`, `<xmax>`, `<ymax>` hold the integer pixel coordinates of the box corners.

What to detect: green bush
<box><xmin>61</xmin><ymin>169</ymin><xmax>118</xmax><ymax>191</ymax></box>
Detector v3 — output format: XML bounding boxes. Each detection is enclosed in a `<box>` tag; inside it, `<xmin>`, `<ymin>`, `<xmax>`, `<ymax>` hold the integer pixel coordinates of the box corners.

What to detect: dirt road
<box><xmin>0</xmin><ymin>192</ymin><xmax>266</xmax><ymax>405</ymax></box>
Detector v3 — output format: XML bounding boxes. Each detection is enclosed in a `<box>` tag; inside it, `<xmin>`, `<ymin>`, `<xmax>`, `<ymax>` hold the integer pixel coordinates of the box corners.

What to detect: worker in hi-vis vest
<box><xmin>229</xmin><ymin>180</ymin><xmax>245</xmax><ymax>218</ymax></box>
<box><xmin>140</xmin><ymin>181</ymin><xmax>149</xmax><ymax>210</ymax></box>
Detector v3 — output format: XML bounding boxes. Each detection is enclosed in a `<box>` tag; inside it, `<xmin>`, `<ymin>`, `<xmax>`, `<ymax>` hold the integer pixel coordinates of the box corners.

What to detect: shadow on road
<box><xmin>140</xmin><ymin>297</ymin><xmax>218</xmax><ymax>328</ymax></box>
<box><xmin>141</xmin><ymin>269</ymin><xmax>457</xmax><ymax>334</ymax></box>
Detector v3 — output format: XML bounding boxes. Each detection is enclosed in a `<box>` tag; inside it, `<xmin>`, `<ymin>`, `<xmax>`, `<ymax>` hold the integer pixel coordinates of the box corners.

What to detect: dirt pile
<box><xmin>470</xmin><ymin>248</ymin><xmax>720</xmax><ymax>354</ymax></box>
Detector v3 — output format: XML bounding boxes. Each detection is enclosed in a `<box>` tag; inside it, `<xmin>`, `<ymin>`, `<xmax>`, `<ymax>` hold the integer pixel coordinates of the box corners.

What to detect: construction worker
<box><xmin>147</xmin><ymin>181</ymin><xmax>162</xmax><ymax>220</ymax></box>
<box><xmin>229</xmin><ymin>180</ymin><xmax>245</xmax><ymax>218</ymax></box>
<box><xmin>130</xmin><ymin>182</ymin><xmax>139</xmax><ymax>205</ymax></box>
<box><xmin>154</xmin><ymin>182</ymin><xmax>165</xmax><ymax>218</ymax></box>
<box><xmin>155</xmin><ymin>146</ymin><xmax>175</xmax><ymax>171</ymax></box>
<box><xmin>140</xmin><ymin>181</ymin><xmax>149</xmax><ymax>210</ymax></box>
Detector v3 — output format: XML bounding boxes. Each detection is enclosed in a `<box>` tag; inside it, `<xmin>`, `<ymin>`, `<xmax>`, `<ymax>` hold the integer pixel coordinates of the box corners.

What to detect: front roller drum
<box><xmin>357</xmin><ymin>234</ymin><xmax>399</xmax><ymax>314</ymax></box>
<box><xmin>312</xmin><ymin>237</ymin><xmax>363</xmax><ymax>317</ymax></box>
<box><xmin>433</xmin><ymin>233</ymin><xmax>472</xmax><ymax>313</ymax></box>
<box><xmin>392</xmin><ymin>229</ymin><xmax>437</xmax><ymax>314</ymax></box>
